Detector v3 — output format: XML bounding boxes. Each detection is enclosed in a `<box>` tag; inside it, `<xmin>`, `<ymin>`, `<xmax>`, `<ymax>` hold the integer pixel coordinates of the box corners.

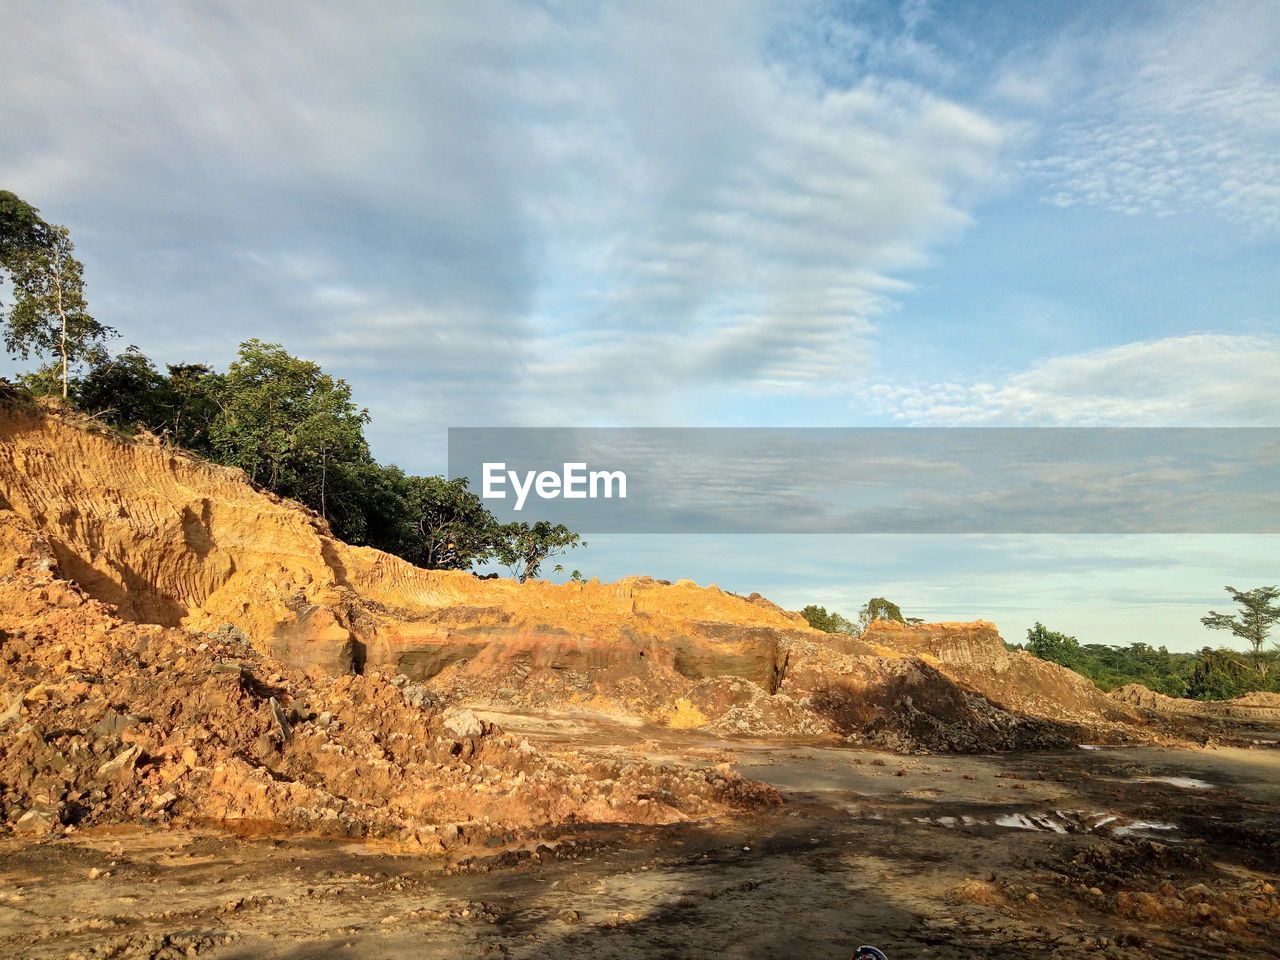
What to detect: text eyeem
<box><xmin>482</xmin><ymin>462</ymin><xmax>627</xmax><ymax>511</ymax></box>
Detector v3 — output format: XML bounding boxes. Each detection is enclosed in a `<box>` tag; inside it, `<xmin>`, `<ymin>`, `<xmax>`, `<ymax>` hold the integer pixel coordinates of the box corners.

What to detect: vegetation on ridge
<box><xmin>0</xmin><ymin>191</ymin><xmax>581</xmax><ymax>582</ymax></box>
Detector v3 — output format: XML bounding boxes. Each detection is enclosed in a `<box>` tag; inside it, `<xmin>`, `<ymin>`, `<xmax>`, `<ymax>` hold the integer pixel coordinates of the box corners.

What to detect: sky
<box><xmin>1</xmin><ymin>0</ymin><xmax>1276</xmax><ymax>650</ymax></box>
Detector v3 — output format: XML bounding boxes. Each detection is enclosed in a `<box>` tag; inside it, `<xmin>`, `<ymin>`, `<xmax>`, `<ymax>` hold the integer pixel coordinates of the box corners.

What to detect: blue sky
<box><xmin>1</xmin><ymin>0</ymin><xmax>1276</xmax><ymax>650</ymax></box>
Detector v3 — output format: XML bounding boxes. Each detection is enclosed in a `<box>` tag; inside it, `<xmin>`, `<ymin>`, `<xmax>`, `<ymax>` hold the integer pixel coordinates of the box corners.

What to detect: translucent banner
<box><xmin>447</xmin><ymin>428</ymin><xmax>1280</xmax><ymax>533</ymax></box>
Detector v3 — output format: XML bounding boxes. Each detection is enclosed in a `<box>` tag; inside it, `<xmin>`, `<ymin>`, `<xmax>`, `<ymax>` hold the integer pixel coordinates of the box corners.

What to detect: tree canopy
<box><xmin>209</xmin><ymin>339</ymin><xmax>371</xmax><ymax>520</ymax></box>
<box><xmin>495</xmin><ymin>520</ymin><xmax>585</xmax><ymax>583</ymax></box>
<box><xmin>1201</xmin><ymin>585</ymin><xmax>1280</xmax><ymax>678</ymax></box>
<box><xmin>1</xmin><ymin>199</ymin><xmax>113</xmax><ymax>398</ymax></box>
<box><xmin>858</xmin><ymin>597</ymin><xmax>906</xmax><ymax>628</ymax></box>
<box><xmin>1016</xmin><ymin>623</ymin><xmax>1280</xmax><ymax>701</ymax></box>
<box><xmin>0</xmin><ymin>190</ymin><xmax>52</xmax><ymax>263</ymax></box>
<box><xmin>800</xmin><ymin>605</ymin><xmax>855</xmax><ymax>633</ymax></box>
<box><xmin>1024</xmin><ymin>622</ymin><xmax>1082</xmax><ymax>668</ymax></box>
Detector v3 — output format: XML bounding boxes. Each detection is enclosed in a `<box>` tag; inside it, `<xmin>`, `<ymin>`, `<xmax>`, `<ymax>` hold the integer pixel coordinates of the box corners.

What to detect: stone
<box><xmin>14</xmin><ymin>802</ymin><xmax>62</xmax><ymax>835</ymax></box>
<box><xmin>443</xmin><ymin>710</ymin><xmax>484</xmax><ymax>739</ymax></box>
<box><xmin>268</xmin><ymin>697</ymin><xmax>292</xmax><ymax>741</ymax></box>
<box><xmin>96</xmin><ymin>745</ymin><xmax>142</xmax><ymax>781</ymax></box>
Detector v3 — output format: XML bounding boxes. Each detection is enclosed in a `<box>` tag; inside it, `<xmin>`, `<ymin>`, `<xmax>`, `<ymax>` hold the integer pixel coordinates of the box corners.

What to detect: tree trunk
<box><xmin>320</xmin><ymin>446</ymin><xmax>327</xmax><ymax>520</ymax></box>
<box><xmin>54</xmin><ymin>249</ymin><xmax>68</xmax><ymax>399</ymax></box>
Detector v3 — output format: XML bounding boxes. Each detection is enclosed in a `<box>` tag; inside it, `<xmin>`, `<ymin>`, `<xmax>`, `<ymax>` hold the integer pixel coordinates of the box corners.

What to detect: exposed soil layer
<box><xmin>5</xmin><ymin>395</ymin><xmax>1280</xmax><ymax>958</ymax></box>
<box><xmin>0</xmin><ymin>556</ymin><xmax>776</xmax><ymax>847</ymax></box>
<box><xmin>0</xmin><ymin>398</ymin><xmax>1169</xmax><ymax>752</ymax></box>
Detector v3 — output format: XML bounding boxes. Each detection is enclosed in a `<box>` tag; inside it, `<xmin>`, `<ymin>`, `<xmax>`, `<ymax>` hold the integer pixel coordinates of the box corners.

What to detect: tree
<box><xmin>163</xmin><ymin>362</ymin><xmax>223</xmax><ymax>452</ymax></box>
<box><xmin>2</xmin><ymin>223</ymin><xmax>113</xmax><ymax>398</ymax></box>
<box><xmin>1201</xmin><ymin>585</ymin><xmax>1280</xmax><ymax>678</ymax></box>
<box><xmin>209</xmin><ymin>340</ymin><xmax>370</xmax><ymax>521</ymax></box>
<box><xmin>1186</xmin><ymin>648</ymin><xmax>1254</xmax><ymax>701</ymax></box>
<box><xmin>401</xmin><ymin>474</ymin><xmax>501</xmax><ymax>570</ymax></box>
<box><xmin>800</xmin><ymin>605</ymin><xmax>855</xmax><ymax>633</ymax></box>
<box><xmin>858</xmin><ymin>597</ymin><xmax>905</xmax><ymax>629</ymax></box>
<box><xmin>77</xmin><ymin>346</ymin><xmax>173</xmax><ymax>429</ymax></box>
<box><xmin>496</xmin><ymin>520</ymin><xmax>584</xmax><ymax>582</ymax></box>
<box><xmin>0</xmin><ymin>190</ymin><xmax>52</xmax><ymax>265</ymax></box>
<box><xmin>1024</xmin><ymin>622</ymin><xmax>1081</xmax><ymax>668</ymax></box>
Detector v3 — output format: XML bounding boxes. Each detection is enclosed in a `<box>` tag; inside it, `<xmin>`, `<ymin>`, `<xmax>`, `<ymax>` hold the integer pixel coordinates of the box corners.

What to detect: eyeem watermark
<box><xmin>451</xmin><ymin>427</ymin><xmax>1280</xmax><ymax>533</ymax></box>
<box><xmin>483</xmin><ymin>462</ymin><xmax>627</xmax><ymax>511</ymax></box>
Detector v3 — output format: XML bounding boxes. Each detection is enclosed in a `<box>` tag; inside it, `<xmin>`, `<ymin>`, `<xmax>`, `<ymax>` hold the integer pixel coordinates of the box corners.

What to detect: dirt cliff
<box><xmin>0</xmin><ymin>400</ymin><xmax>812</xmax><ymax>681</ymax></box>
<box><xmin>0</xmin><ymin>398</ymin><xmax>1142</xmax><ymax>755</ymax></box>
<box><xmin>0</xmin><ymin>512</ymin><xmax>779</xmax><ymax>843</ymax></box>
<box><xmin>861</xmin><ymin>619</ymin><xmax>1130</xmax><ymax>725</ymax></box>
<box><xmin>1111</xmin><ymin>684</ymin><xmax>1280</xmax><ymax>723</ymax></box>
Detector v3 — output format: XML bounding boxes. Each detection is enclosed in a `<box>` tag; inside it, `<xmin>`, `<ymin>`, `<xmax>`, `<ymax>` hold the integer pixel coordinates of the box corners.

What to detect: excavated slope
<box><xmin>861</xmin><ymin>620</ymin><xmax>1127</xmax><ymax>725</ymax></box>
<box><xmin>0</xmin><ymin>401</ymin><xmax>813</xmax><ymax>681</ymax></box>
<box><xmin>0</xmin><ymin>511</ymin><xmax>777</xmax><ymax>840</ymax></box>
<box><xmin>1111</xmin><ymin>684</ymin><xmax>1280</xmax><ymax>723</ymax></box>
<box><xmin>0</xmin><ymin>399</ymin><xmax>1141</xmax><ymax>749</ymax></box>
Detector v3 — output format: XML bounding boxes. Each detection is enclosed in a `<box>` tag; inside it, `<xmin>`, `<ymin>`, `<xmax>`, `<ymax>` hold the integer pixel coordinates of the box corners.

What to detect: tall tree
<box><xmin>1201</xmin><ymin>585</ymin><xmax>1280</xmax><ymax>678</ymax></box>
<box><xmin>0</xmin><ymin>190</ymin><xmax>52</xmax><ymax>263</ymax></box>
<box><xmin>2</xmin><ymin>220</ymin><xmax>113</xmax><ymax>398</ymax></box>
<box><xmin>209</xmin><ymin>340</ymin><xmax>370</xmax><ymax>519</ymax></box>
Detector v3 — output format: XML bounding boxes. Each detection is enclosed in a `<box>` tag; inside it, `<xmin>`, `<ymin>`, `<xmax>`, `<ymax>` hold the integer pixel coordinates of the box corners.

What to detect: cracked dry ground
<box><xmin>2</xmin><ymin>730</ymin><xmax>1279</xmax><ymax>960</ymax></box>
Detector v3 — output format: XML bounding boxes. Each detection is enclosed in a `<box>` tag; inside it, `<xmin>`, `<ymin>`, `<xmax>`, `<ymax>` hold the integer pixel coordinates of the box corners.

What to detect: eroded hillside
<box><xmin>0</xmin><ymin>397</ymin><xmax>1155</xmax><ymax>756</ymax></box>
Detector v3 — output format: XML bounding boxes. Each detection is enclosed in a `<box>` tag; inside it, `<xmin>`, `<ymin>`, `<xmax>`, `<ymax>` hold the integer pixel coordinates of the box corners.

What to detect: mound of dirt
<box><xmin>1111</xmin><ymin>684</ymin><xmax>1280</xmax><ymax>723</ymax></box>
<box><xmin>0</xmin><ymin>397</ymin><xmax>1156</xmax><ymax>756</ymax></box>
<box><xmin>0</xmin><ymin>517</ymin><xmax>779</xmax><ymax>842</ymax></box>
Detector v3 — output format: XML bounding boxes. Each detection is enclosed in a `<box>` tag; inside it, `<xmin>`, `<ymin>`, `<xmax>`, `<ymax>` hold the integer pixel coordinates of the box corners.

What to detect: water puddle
<box><xmin>854</xmin><ymin>807</ymin><xmax>1180</xmax><ymax>839</ymax></box>
<box><xmin>1077</xmin><ymin>743</ymin><xmax>1137</xmax><ymax>750</ymax></box>
<box><xmin>1134</xmin><ymin>776</ymin><xmax>1214</xmax><ymax>790</ymax></box>
<box><xmin>1112</xmin><ymin>820</ymin><xmax>1178</xmax><ymax>838</ymax></box>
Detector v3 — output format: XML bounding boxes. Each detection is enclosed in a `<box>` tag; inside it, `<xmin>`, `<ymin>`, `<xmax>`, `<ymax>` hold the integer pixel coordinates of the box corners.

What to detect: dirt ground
<box><xmin>3</xmin><ymin>717</ymin><xmax>1279</xmax><ymax>960</ymax></box>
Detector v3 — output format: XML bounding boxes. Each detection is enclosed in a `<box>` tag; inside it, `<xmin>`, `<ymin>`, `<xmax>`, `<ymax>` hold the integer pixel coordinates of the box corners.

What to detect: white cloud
<box><xmin>0</xmin><ymin>0</ymin><xmax>1006</xmax><ymax>439</ymax></box>
<box><xmin>1023</xmin><ymin>1</ymin><xmax>1280</xmax><ymax>231</ymax></box>
<box><xmin>863</xmin><ymin>334</ymin><xmax>1280</xmax><ymax>426</ymax></box>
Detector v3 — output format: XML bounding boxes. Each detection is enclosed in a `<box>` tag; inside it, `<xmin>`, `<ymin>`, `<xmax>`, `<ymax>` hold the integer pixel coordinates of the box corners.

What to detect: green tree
<box><xmin>1186</xmin><ymin>648</ymin><xmax>1255</xmax><ymax>701</ymax></box>
<box><xmin>209</xmin><ymin>340</ymin><xmax>370</xmax><ymax>522</ymax></box>
<box><xmin>858</xmin><ymin>597</ymin><xmax>905</xmax><ymax>629</ymax></box>
<box><xmin>0</xmin><ymin>190</ymin><xmax>52</xmax><ymax>266</ymax></box>
<box><xmin>800</xmin><ymin>604</ymin><xmax>855</xmax><ymax>633</ymax></box>
<box><xmin>77</xmin><ymin>347</ymin><xmax>173</xmax><ymax>429</ymax></box>
<box><xmin>69</xmin><ymin>350</ymin><xmax>223</xmax><ymax>452</ymax></box>
<box><xmin>1024</xmin><ymin>622</ymin><xmax>1082</xmax><ymax>668</ymax></box>
<box><xmin>12</xmin><ymin>361</ymin><xmax>69</xmax><ymax>399</ymax></box>
<box><xmin>401</xmin><ymin>475</ymin><xmax>501</xmax><ymax>570</ymax></box>
<box><xmin>496</xmin><ymin>520</ymin><xmax>584</xmax><ymax>582</ymax></box>
<box><xmin>2</xmin><ymin>223</ymin><xmax>113</xmax><ymax>398</ymax></box>
<box><xmin>1201</xmin><ymin>585</ymin><xmax>1280</xmax><ymax>679</ymax></box>
<box><xmin>162</xmin><ymin>363</ymin><xmax>223</xmax><ymax>452</ymax></box>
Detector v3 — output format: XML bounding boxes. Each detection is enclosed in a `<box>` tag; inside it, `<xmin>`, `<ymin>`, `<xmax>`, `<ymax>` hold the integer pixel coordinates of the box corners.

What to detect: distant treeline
<box><xmin>1012</xmin><ymin>622</ymin><xmax>1280</xmax><ymax>701</ymax></box>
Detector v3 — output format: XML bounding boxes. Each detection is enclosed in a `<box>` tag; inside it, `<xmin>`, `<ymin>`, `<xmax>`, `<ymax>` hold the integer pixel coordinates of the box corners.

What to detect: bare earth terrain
<box><xmin>3</xmin><ymin>398</ymin><xmax>1280</xmax><ymax>959</ymax></box>
<box><xmin>3</xmin><ymin>723</ymin><xmax>1279</xmax><ymax>960</ymax></box>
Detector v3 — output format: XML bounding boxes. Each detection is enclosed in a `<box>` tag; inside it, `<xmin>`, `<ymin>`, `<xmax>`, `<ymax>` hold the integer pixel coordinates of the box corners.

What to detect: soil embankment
<box><xmin>0</xmin><ymin>398</ymin><xmax>1143</xmax><ymax>754</ymax></box>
